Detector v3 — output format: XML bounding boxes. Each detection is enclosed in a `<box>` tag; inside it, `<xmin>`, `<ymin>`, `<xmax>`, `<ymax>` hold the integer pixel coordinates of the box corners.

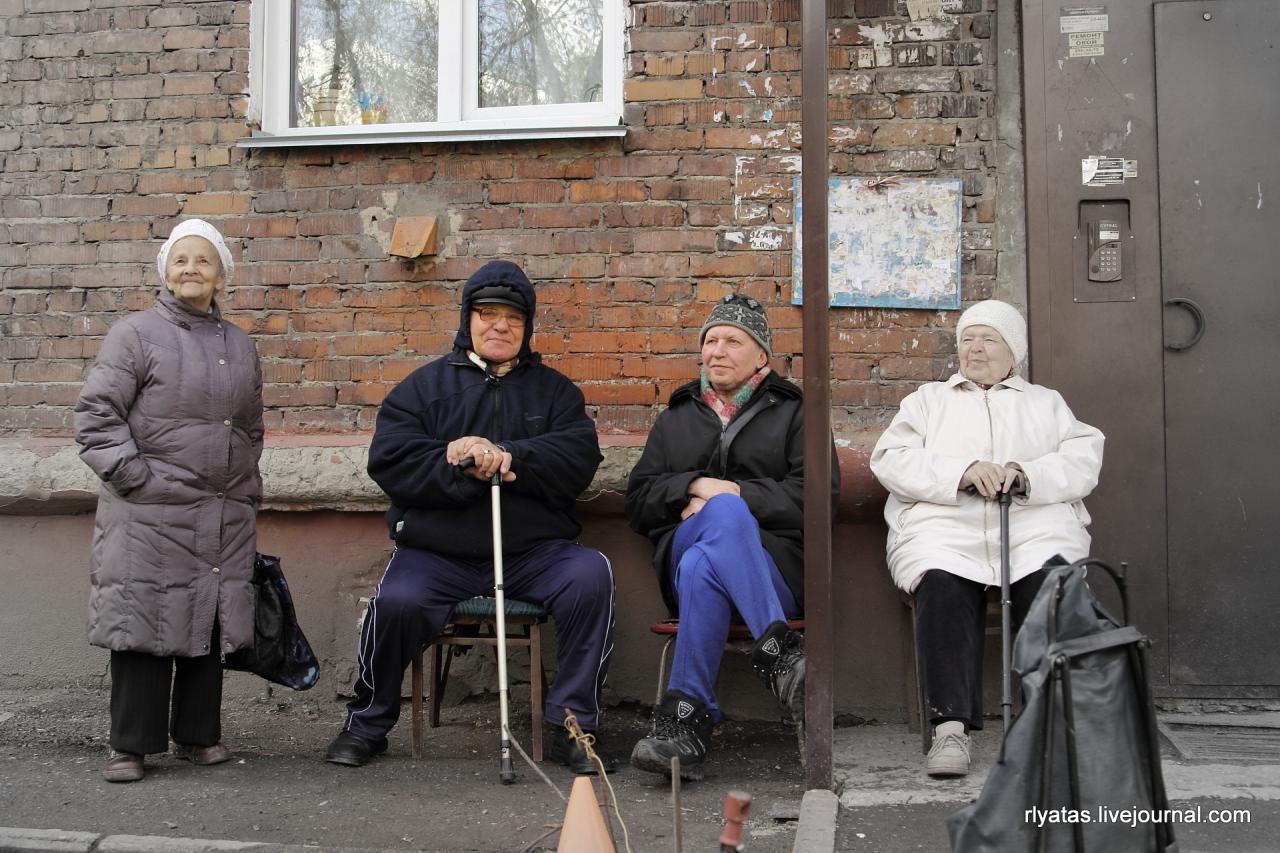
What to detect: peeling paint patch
<box><xmin>1258</xmin><ymin>182</ymin><xmax>1264</xmax><ymax>210</ymax></box>
<box><xmin>831</xmin><ymin>126</ymin><xmax>864</xmax><ymax>144</ymax></box>
<box><xmin>858</xmin><ymin>24</ymin><xmax>890</xmax><ymax>46</ymax></box>
<box><xmin>360</xmin><ymin>192</ymin><xmax>398</xmax><ymax>253</ymax></box>
<box><xmin>725</xmin><ymin>231</ymin><xmax>746</xmax><ymax>245</ymax></box>
<box><xmin>748</xmin><ymin>228</ymin><xmax>786</xmax><ymax>251</ymax></box>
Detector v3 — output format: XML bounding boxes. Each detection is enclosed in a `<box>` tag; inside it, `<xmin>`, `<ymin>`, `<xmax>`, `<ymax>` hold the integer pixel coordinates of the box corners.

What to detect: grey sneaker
<box><xmin>926</xmin><ymin>730</ymin><xmax>971</xmax><ymax>777</ymax></box>
<box><xmin>630</xmin><ymin>690</ymin><xmax>715</xmax><ymax>781</ymax></box>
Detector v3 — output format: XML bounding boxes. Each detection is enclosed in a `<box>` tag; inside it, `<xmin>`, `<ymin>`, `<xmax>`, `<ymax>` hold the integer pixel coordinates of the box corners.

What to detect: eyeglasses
<box><xmin>475</xmin><ymin>306</ymin><xmax>526</xmax><ymax>327</ymax></box>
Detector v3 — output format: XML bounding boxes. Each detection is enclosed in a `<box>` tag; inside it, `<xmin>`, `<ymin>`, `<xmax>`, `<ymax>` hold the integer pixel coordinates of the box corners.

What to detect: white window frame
<box><xmin>244</xmin><ymin>0</ymin><xmax>625</xmax><ymax>148</ymax></box>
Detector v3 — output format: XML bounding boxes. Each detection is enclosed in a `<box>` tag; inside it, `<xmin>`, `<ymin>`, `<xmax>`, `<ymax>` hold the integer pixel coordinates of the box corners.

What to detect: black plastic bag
<box><xmin>224</xmin><ymin>553</ymin><xmax>320</xmax><ymax>691</ymax></box>
<box><xmin>948</xmin><ymin>558</ymin><xmax>1177</xmax><ymax>853</ymax></box>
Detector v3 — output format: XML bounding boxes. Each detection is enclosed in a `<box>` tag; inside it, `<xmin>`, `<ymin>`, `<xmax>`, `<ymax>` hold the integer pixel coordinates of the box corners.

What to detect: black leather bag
<box><xmin>224</xmin><ymin>553</ymin><xmax>320</xmax><ymax>691</ymax></box>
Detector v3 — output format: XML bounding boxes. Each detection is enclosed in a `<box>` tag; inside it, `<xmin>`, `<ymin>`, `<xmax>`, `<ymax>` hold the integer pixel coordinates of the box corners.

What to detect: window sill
<box><xmin>239</xmin><ymin>122</ymin><xmax>627</xmax><ymax>149</ymax></box>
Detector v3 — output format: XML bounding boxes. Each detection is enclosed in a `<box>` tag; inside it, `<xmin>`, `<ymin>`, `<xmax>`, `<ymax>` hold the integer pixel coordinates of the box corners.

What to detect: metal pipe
<box><xmin>800</xmin><ymin>0</ymin><xmax>833</xmax><ymax>791</ymax></box>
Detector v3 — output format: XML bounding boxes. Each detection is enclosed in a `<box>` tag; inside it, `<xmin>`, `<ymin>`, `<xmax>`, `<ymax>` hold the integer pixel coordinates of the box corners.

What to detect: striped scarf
<box><xmin>700</xmin><ymin>366</ymin><xmax>771</xmax><ymax>425</ymax></box>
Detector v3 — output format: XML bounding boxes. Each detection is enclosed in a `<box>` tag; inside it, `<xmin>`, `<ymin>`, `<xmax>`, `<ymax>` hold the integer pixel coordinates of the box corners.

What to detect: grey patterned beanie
<box><xmin>699</xmin><ymin>294</ymin><xmax>772</xmax><ymax>356</ymax></box>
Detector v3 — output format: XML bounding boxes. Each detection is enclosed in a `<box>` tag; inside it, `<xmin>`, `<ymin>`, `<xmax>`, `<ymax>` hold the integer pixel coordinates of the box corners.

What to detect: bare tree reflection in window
<box><xmin>479</xmin><ymin>0</ymin><xmax>603</xmax><ymax>108</ymax></box>
<box><xmin>294</xmin><ymin>0</ymin><xmax>440</xmax><ymax>127</ymax></box>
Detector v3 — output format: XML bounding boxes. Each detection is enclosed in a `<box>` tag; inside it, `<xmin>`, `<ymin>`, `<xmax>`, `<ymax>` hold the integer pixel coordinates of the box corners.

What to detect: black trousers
<box><xmin>109</xmin><ymin>639</ymin><xmax>223</xmax><ymax>755</ymax></box>
<box><xmin>914</xmin><ymin>568</ymin><xmax>1046</xmax><ymax>731</ymax></box>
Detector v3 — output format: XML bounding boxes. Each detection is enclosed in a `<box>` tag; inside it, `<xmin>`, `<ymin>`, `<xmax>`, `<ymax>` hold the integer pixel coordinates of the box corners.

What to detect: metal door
<box><xmin>1155</xmin><ymin>0</ymin><xmax>1280</xmax><ymax>685</ymax></box>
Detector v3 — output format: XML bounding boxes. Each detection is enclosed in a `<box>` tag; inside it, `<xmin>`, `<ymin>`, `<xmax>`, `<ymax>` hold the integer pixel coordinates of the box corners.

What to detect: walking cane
<box><xmin>463</xmin><ymin>456</ymin><xmax>516</xmax><ymax>784</ymax></box>
<box><xmin>998</xmin><ymin>489</ymin><xmax>1013</xmax><ymax>735</ymax></box>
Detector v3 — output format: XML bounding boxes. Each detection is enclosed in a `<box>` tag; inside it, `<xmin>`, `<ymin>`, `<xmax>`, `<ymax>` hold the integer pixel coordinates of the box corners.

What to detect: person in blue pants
<box><xmin>625</xmin><ymin>294</ymin><xmax>840</xmax><ymax>779</ymax></box>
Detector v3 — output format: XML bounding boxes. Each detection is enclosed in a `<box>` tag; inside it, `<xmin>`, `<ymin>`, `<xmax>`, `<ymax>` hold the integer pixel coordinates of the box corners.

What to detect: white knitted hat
<box><xmin>956</xmin><ymin>300</ymin><xmax>1027</xmax><ymax>368</ymax></box>
<box><xmin>156</xmin><ymin>219</ymin><xmax>234</xmax><ymax>285</ymax></box>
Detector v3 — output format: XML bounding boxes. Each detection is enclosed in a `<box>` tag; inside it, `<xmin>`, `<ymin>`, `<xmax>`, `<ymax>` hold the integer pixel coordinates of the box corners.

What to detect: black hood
<box><xmin>453</xmin><ymin>260</ymin><xmax>538</xmax><ymax>360</ymax></box>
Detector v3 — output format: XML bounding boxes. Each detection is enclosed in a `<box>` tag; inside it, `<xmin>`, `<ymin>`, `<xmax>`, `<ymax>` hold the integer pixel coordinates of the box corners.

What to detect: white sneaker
<box><xmin>926</xmin><ymin>730</ymin><xmax>971</xmax><ymax>777</ymax></box>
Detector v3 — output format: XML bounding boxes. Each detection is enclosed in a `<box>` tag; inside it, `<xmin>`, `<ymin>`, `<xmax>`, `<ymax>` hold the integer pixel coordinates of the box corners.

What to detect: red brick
<box><xmin>690</xmin><ymin>253</ymin><xmax>789</xmax><ymax>278</ymax></box>
<box><xmin>581</xmin><ymin>382</ymin><xmax>658</xmax><ymax>405</ymax></box>
<box><xmin>14</xmin><ymin>361</ymin><xmax>85</xmax><ymax>382</ymax></box>
<box><xmin>565</xmin><ymin>331</ymin><xmax>649</xmax><ymax>353</ymax></box>
<box><xmin>264</xmin><ymin>385</ymin><xmax>338</xmax><ymax>407</ymax></box>
<box><xmin>607</xmin><ymin>254</ymin><xmax>691</xmax><ymax>278</ymax></box>
<box><xmin>489</xmin><ymin>181</ymin><xmax>565</xmax><ymax>204</ymax></box>
<box><xmin>292</xmin><ymin>312</ymin><xmax>354</xmax><ymax>333</ymax></box>
<box><xmin>458</xmin><ymin>207</ymin><xmax>523</xmax><ymax>231</ymax></box>
<box><xmin>338</xmin><ymin>383</ymin><xmax>393</xmax><ymax>406</ymax></box>
<box><xmin>623</xmin><ymin>129</ymin><xmax>704</xmax><ymax>151</ymax></box>
<box><xmin>332</xmin><ymin>334</ymin><xmax>404</xmax><ymax>357</ymax></box>
<box><xmin>542</xmin><ymin>355</ymin><xmax>624</xmax><ymax>382</ymax></box>
<box><xmin>644</xmin><ymin>103</ymin><xmax>686</xmax><ymax>126</ymax></box>
<box><xmin>514</xmin><ymin>159</ymin><xmax>596</xmax><ymax>180</ymax></box>
<box><xmin>523</xmin><ymin>207</ymin><xmax>602</xmax><ymax>229</ymax></box>
<box><xmin>625</xmin><ymin>79</ymin><xmax>703</xmax><ymax>101</ymax></box>
<box><xmin>568</xmin><ymin>181</ymin><xmax>647</xmax><ymax>203</ymax></box>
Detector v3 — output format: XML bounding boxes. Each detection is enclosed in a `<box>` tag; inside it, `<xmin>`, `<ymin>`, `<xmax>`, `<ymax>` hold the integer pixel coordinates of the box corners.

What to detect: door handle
<box><xmin>1164</xmin><ymin>297</ymin><xmax>1205</xmax><ymax>351</ymax></box>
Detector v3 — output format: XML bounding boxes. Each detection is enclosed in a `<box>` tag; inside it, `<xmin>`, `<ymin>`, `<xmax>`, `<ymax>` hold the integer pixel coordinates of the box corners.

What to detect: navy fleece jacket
<box><xmin>367</xmin><ymin>263</ymin><xmax>602</xmax><ymax>561</ymax></box>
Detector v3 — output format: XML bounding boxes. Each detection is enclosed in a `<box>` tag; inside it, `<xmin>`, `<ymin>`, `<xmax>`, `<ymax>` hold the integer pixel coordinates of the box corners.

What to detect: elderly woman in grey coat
<box><xmin>74</xmin><ymin>219</ymin><xmax>263</xmax><ymax>783</ymax></box>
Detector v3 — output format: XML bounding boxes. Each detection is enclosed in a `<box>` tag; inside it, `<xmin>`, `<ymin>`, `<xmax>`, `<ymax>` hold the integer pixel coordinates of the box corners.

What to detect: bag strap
<box><xmin>1065</xmin><ymin>556</ymin><xmax>1130</xmax><ymax>624</ymax></box>
<box><xmin>1045</xmin><ymin>625</ymin><xmax>1145</xmax><ymax>662</ymax></box>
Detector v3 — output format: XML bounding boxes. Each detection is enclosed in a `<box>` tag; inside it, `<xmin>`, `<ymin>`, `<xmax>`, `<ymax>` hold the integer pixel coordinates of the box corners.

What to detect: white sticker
<box><xmin>1082</xmin><ymin>156</ymin><xmax>1126</xmax><ymax>186</ymax></box>
<box><xmin>1068</xmin><ymin>32</ymin><xmax>1104</xmax><ymax>48</ymax></box>
<box><xmin>1061</xmin><ymin>6</ymin><xmax>1109</xmax><ymax>33</ymax></box>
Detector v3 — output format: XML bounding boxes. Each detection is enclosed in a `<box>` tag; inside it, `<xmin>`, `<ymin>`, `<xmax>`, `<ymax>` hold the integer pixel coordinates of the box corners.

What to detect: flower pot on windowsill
<box><xmin>311</xmin><ymin>90</ymin><xmax>342</xmax><ymax>126</ymax></box>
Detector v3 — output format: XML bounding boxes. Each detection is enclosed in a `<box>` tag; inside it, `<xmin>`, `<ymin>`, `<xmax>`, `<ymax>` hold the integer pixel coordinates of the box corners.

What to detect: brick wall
<box><xmin>0</xmin><ymin>0</ymin><xmax>1001</xmax><ymax>448</ymax></box>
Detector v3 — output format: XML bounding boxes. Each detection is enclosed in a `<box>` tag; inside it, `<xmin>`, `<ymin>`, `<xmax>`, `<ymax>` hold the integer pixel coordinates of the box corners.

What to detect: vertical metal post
<box><xmin>800</xmin><ymin>0</ymin><xmax>832</xmax><ymax>790</ymax></box>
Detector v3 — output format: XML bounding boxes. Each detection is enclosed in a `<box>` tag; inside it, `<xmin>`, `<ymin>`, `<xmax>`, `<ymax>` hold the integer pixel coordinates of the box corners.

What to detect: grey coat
<box><xmin>74</xmin><ymin>290</ymin><xmax>263</xmax><ymax>658</ymax></box>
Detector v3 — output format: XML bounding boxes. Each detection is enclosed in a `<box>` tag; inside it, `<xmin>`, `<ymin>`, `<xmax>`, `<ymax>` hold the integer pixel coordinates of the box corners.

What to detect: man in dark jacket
<box><xmin>325</xmin><ymin>261</ymin><xmax>616</xmax><ymax>773</ymax></box>
<box><xmin>625</xmin><ymin>294</ymin><xmax>840</xmax><ymax>779</ymax></box>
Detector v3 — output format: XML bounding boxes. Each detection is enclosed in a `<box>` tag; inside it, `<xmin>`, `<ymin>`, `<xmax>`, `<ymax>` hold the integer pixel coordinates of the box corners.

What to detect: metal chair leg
<box><xmin>529</xmin><ymin>622</ymin><xmax>544</xmax><ymax>762</ymax></box>
<box><xmin>412</xmin><ymin>648</ymin><xmax>424</xmax><ymax>759</ymax></box>
<box><xmin>655</xmin><ymin>634</ymin><xmax>675</xmax><ymax>706</ymax></box>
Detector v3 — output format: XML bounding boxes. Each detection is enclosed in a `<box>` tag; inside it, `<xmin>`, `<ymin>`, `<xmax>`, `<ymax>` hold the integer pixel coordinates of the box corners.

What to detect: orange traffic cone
<box><xmin>557</xmin><ymin>776</ymin><xmax>616</xmax><ymax>853</ymax></box>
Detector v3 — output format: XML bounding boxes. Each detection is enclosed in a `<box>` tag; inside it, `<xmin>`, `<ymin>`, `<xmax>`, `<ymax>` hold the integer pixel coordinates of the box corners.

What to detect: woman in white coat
<box><xmin>870</xmin><ymin>300</ymin><xmax>1103</xmax><ymax>778</ymax></box>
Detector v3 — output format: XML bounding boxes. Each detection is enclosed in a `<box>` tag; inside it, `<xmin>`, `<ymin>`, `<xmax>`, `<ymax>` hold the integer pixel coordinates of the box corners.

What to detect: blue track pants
<box><xmin>667</xmin><ymin>494</ymin><xmax>798</xmax><ymax>718</ymax></box>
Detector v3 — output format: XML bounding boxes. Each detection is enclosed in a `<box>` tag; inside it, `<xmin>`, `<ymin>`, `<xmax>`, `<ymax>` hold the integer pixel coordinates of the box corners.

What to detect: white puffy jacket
<box><xmin>870</xmin><ymin>373</ymin><xmax>1104</xmax><ymax>593</ymax></box>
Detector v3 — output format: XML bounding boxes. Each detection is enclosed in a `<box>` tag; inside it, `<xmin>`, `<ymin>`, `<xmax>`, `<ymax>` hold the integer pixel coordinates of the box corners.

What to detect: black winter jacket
<box><xmin>625</xmin><ymin>372</ymin><xmax>840</xmax><ymax>614</ymax></box>
<box><xmin>368</xmin><ymin>270</ymin><xmax>601</xmax><ymax>562</ymax></box>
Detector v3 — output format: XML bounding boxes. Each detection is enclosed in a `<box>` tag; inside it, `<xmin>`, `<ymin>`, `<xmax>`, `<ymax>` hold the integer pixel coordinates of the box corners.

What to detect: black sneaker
<box><xmin>630</xmin><ymin>690</ymin><xmax>715</xmax><ymax>781</ymax></box>
<box><xmin>751</xmin><ymin>621</ymin><xmax>805</xmax><ymax>720</ymax></box>
<box><xmin>546</xmin><ymin>725</ymin><xmax>618</xmax><ymax>775</ymax></box>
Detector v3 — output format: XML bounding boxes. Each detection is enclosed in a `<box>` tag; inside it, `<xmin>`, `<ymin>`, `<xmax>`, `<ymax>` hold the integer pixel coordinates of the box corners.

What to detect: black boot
<box><xmin>751</xmin><ymin>621</ymin><xmax>805</xmax><ymax>721</ymax></box>
<box><xmin>546</xmin><ymin>726</ymin><xmax>619</xmax><ymax>775</ymax></box>
<box><xmin>630</xmin><ymin>690</ymin><xmax>715</xmax><ymax>781</ymax></box>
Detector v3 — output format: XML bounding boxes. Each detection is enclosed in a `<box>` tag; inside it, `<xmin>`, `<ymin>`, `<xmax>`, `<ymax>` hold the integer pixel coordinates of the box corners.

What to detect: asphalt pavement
<box><xmin>2</xmin><ymin>685</ymin><xmax>1279</xmax><ymax>853</ymax></box>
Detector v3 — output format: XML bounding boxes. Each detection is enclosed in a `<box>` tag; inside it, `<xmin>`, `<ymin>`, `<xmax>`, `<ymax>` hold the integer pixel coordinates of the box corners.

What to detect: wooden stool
<box><xmin>411</xmin><ymin>596</ymin><xmax>550</xmax><ymax>761</ymax></box>
<box><xmin>647</xmin><ymin>618</ymin><xmax>806</xmax><ymax>705</ymax></box>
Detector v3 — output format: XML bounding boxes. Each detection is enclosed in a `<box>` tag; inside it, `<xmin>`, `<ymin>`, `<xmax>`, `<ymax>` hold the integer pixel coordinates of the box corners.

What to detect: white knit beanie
<box><xmin>955</xmin><ymin>300</ymin><xmax>1027</xmax><ymax>368</ymax></box>
<box><xmin>156</xmin><ymin>219</ymin><xmax>235</xmax><ymax>285</ymax></box>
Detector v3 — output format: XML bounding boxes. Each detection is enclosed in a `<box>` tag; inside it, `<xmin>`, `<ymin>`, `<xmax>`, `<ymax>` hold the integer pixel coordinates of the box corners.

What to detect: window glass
<box><xmin>294</xmin><ymin>0</ymin><xmax>440</xmax><ymax>128</ymax></box>
<box><xmin>478</xmin><ymin>0</ymin><xmax>603</xmax><ymax>108</ymax></box>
